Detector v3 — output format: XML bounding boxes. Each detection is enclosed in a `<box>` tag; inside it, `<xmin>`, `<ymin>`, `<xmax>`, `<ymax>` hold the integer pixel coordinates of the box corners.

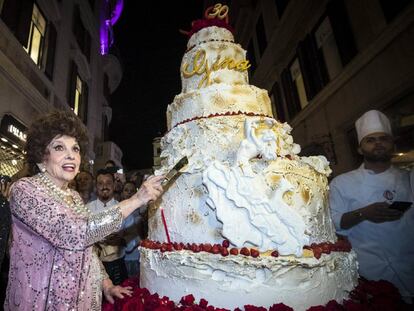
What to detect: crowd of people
<box><xmin>0</xmin><ymin>109</ymin><xmax>413</xmax><ymax>309</ymax></box>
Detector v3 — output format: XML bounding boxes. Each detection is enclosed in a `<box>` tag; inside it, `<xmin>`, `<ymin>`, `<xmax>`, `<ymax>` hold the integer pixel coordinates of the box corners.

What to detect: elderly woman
<box><xmin>4</xmin><ymin>110</ymin><xmax>164</xmax><ymax>310</ymax></box>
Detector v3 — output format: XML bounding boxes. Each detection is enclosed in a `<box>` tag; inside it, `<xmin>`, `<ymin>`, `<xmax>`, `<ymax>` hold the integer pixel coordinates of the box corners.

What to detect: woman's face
<box><xmin>121</xmin><ymin>183</ymin><xmax>136</xmax><ymax>200</ymax></box>
<box><xmin>43</xmin><ymin>135</ymin><xmax>81</xmax><ymax>188</ymax></box>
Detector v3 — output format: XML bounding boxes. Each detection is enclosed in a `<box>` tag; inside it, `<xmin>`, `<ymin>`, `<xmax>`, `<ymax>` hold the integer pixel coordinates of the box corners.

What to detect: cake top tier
<box><xmin>183</xmin><ymin>3</ymin><xmax>234</xmax><ymax>49</ymax></box>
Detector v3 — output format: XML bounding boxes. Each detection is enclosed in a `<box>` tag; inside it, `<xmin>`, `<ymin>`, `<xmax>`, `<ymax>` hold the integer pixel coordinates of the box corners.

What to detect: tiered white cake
<box><xmin>140</xmin><ymin>10</ymin><xmax>358</xmax><ymax>311</ymax></box>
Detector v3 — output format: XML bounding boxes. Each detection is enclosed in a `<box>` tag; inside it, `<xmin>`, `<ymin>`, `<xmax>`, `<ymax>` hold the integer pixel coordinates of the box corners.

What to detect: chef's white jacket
<box><xmin>329</xmin><ymin>164</ymin><xmax>414</xmax><ymax>298</ymax></box>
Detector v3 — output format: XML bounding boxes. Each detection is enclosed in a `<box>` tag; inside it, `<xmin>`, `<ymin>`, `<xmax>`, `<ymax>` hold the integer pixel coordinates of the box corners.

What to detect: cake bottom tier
<box><xmin>140</xmin><ymin>248</ymin><xmax>359</xmax><ymax>311</ymax></box>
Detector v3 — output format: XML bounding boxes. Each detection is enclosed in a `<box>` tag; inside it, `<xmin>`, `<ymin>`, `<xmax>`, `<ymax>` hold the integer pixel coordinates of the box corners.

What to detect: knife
<box><xmin>161</xmin><ymin>156</ymin><xmax>188</xmax><ymax>187</ymax></box>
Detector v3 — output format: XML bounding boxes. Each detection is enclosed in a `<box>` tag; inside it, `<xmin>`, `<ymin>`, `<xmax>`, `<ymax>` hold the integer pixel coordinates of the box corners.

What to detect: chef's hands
<box><xmin>134</xmin><ymin>175</ymin><xmax>165</xmax><ymax>207</ymax></box>
<box><xmin>361</xmin><ymin>202</ymin><xmax>403</xmax><ymax>223</ymax></box>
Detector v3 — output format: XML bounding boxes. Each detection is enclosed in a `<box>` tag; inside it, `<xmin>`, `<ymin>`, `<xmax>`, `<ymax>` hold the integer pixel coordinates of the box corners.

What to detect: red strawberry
<box><xmin>199</xmin><ymin>298</ymin><xmax>209</xmax><ymax>308</ymax></box>
<box><xmin>240</xmin><ymin>247</ymin><xmax>250</xmax><ymax>256</ymax></box>
<box><xmin>313</xmin><ymin>247</ymin><xmax>322</xmax><ymax>259</ymax></box>
<box><xmin>174</xmin><ymin>243</ymin><xmax>183</xmax><ymax>251</ymax></box>
<box><xmin>166</xmin><ymin>244</ymin><xmax>173</xmax><ymax>252</ymax></box>
<box><xmin>271</xmin><ymin>250</ymin><xmax>279</xmax><ymax>257</ymax></box>
<box><xmin>250</xmin><ymin>249</ymin><xmax>260</xmax><ymax>258</ymax></box>
<box><xmin>202</xmin><ymin>243</ymin><xmax>212</xmax><ymax>253</ymax></box>
<box><xmin>221</xmin><ymin>248</ymin><xmax>229</xmax><ymax>257</ymax></box>
<box><xmin>222</xmin><ymin>240</ymin><xmax>230</xmax><ymax>248</ymax></box>
<box><xmin>191</xmin><ymin>244</ymin><xmax>200</xmax><ymax>253</ymax></box>
<box><xmin>230</xmin><ymin>248</ymin><xmax>239</xmax><ymax>255</ymax></box>
<box><xmin>211</xmin><ymin>245</ymin><xmax>220</xmax><ymax>254</ymax></box>
<box><xmin>180</xmin><ymin>294</ymin><xmax>195</xmax><ymax>305</ymax></box>
<box><xmin>320</xmin><ymin>243</ymin><xmax>331</xmax><ymax>254</ymax></box>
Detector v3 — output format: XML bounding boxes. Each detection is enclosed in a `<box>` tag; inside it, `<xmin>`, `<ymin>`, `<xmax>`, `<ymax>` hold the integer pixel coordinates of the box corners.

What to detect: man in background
<box><xmin>86</xmin><ymin>169</ymin><xmax>128</xmax><ymax>284</ymax></box>
<box><xmin>329</xmin><ymin>110</ymin><xmax>414</xmax><ymax>302</ymax></box>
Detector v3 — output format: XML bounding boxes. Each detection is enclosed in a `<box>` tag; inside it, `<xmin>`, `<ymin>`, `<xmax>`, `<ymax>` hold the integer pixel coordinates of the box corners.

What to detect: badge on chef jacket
<box><xmin>383</xmin><ymin>190</ymin><xmax>395</xmax><ymax>201</ymax></box>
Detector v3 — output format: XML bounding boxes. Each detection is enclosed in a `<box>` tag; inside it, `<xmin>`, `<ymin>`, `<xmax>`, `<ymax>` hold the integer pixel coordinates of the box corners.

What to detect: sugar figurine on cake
<box><xmin>140</xmin><ymin>4</ymin><xmax>358</xmax><ymax>310</ymax></box>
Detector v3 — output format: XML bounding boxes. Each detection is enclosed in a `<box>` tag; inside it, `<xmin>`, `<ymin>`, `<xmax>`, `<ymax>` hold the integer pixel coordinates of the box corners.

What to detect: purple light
<box><xmin>110</xmin><ymin>0</ymin><xmax>123</xmax><ymax>26</ymax></box>
<box><xmin>100</xmin><ymin>0</ymin><xmax>124</xmax><ymax>55</ymax></box>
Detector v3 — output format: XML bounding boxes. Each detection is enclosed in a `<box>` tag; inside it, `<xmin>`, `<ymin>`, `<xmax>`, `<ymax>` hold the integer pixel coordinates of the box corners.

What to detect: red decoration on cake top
<box><xmin>180</xmin><ymin>3</ymin><xmax>234</xmax><ymax>38</ymax></box>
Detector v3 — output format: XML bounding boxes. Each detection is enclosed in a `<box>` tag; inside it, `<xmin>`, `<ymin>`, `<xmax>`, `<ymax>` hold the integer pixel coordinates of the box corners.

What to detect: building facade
<box><xmin>231</xmin><ymin>0</ymin><xmax>414</xmax><ymax>175</ymax></box>
<box><xmin>0</xmin><ymin>0</ymin><xmax>123</xmax><ymax>176</ymax></box>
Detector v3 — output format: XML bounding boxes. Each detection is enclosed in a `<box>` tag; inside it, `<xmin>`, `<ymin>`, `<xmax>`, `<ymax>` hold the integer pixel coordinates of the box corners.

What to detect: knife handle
<box><xmin>161</xmin><ymin>177</ymin><xmax>170</xmax><ymax>187</ymax></box>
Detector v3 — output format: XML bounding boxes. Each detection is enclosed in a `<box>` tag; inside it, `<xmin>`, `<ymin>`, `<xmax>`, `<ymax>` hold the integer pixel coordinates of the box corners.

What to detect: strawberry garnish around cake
<box><xmin>140</xmin><ymin>239</ymin><xmax>352</xmax><ymax>259</ymax></box>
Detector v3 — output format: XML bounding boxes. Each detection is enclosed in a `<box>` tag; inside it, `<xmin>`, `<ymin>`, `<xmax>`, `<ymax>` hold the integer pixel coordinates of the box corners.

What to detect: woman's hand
<box><xmin>103</xmin><ymin>278</ymin><xmax>133</xmax><ymax>304</ymax></box>
<box><xmin>134</xmin><ymin>175</ymin><xmax>165</xmax><ymax>207</ymax></box>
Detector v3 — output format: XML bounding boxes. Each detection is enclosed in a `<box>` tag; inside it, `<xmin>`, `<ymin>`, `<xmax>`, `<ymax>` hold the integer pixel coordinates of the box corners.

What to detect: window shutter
<box><xmin>327</xmin><ymin>0</ymin><xmax>357</xmax><ymax>66</ymax></box>
<box><xmin>45</xmin><ymin>23</ymin><xmax>57</xmax><ymax>80</ymax></box>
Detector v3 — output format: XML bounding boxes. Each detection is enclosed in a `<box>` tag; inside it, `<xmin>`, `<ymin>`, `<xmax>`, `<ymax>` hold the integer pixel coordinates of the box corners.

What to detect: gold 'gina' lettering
<box><xmin>182</xmin><ymin>49</ymin><xmax>207</xmax><ymax>78</ymax></box>
<box><xmin>182</xmin><ymin>49</ymin><xmax>251</xmax><ymax>88</ymax></box>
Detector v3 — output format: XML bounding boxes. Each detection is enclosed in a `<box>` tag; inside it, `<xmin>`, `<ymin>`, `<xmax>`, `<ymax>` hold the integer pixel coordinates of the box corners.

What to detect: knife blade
<box><xmin>161</xmin><ymin>156</ymin><xmax>188</xmax><ymax>187</ymax></box>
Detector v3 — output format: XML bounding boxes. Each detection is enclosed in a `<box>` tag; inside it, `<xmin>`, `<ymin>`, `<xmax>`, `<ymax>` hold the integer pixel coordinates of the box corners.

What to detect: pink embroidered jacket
<box><xmin>4</xmin><ymin>177</ymin><xmax>123</xmax><ymax>310</ymax></box>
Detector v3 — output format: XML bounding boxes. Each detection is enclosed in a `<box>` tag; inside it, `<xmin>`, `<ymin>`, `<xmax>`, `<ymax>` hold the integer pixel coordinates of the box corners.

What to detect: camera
<box><xmin>0</xmin><ymin>174</ymin><xmax>11</xmax><ymax>184</ymax></box>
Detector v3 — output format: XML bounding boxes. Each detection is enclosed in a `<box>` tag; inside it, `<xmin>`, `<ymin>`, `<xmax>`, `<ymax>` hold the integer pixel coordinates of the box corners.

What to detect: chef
<box><xmin>329</xmin><ymin>110</ymin><xmax>414</xmax><ymax>302</ymax></box>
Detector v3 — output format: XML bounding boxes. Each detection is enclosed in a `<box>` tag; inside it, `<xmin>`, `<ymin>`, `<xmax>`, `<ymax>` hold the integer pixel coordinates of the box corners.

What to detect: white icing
<box><xmin>158</xmin><ymin>117</ymin><xmax>300</xmax><ymax>176</ymax></box>
<box><xmin>152</xmin><ymin>117</ymin><xmax>337</xmax><ymax>246</ymax></box>
<box><xmin>300</xmin><ymin>155</ymin><xmax>332</xmax><ymax>176</ymax></box>
<box><xmin>187</xmin><ymin>26</ymin><xmax>234</xmax><ymax>49</ymax></box>
<box><xmin>140</xmin><ymin>248</ymin><xmax>359</xmax><ymax>311</ymax></box>
<box><xmin>203</xmin><ymin>161</ymin><xmax>308</xmax><ymax>256</ymax></box>
<box><xmin>167</xmin><ymin>84</ymin><xmax>272</xmax><ymax>130</ymax></box>
<box><xmin>201</xmin><ymin>118</ymin><xmax>308</xmax><ymax>255</ymax></box>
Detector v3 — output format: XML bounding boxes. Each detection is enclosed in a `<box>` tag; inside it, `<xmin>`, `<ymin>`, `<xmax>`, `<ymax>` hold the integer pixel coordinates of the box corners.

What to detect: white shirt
<box><xmin>86</xmin><ymin>197</ymin><xmax>118</xmax><ymax>214</ymax></box>
<box><xmin>329</xmin><ymin>164</ymin><xmax>414</xmax><ymax>298</ymax></box>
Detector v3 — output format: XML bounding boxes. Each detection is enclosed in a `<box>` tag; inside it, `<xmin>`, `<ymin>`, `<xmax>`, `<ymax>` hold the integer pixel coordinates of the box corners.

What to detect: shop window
<box><xmin>24</xmin><ymin>3</ymin><xmax>46</xmax><ymax>66</ymax></box>
<box><xmin>255</xmin><ymin>14</ymin><xmax>267</xmax><ymax>56</ymax></box>
<box><xmin>314</xmin><ymin>16</ymin><xmax>342</xmax><ymax>81</ymax></box>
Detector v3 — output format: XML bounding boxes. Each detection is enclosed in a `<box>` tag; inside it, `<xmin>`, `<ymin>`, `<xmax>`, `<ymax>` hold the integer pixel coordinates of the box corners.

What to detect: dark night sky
<box><xmin>109</xmin><ymin>1</ymin><xmax>204</xmax><ymax>170</ymax></box>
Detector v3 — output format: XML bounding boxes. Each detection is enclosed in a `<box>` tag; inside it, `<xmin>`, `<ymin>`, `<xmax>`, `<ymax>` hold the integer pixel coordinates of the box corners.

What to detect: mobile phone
<box><xmin>389</xmin><ymin>201</ymin><xmax>412</xmax><ymax>212</ymax></box>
